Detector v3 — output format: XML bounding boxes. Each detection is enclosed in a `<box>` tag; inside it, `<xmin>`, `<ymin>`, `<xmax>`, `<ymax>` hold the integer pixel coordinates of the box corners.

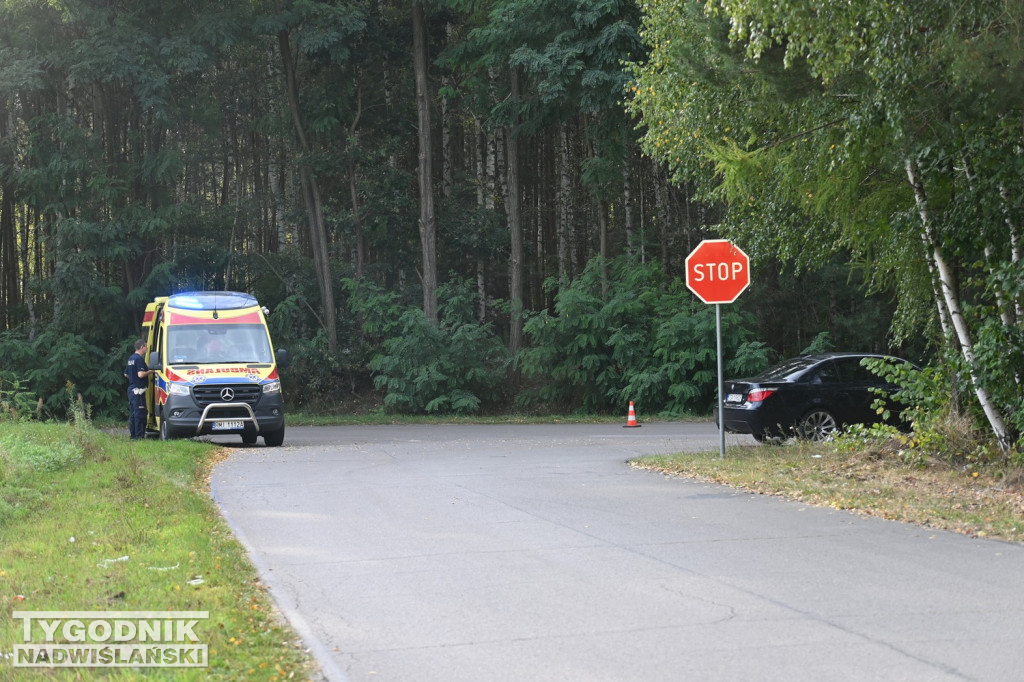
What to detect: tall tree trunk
<box><xmin>598</xmin><ymin>200</ymin><xmax>608</xmax><ymax>298</ymax></box>
<box><xmin>267</xmin><ymin>144</ymin><xmax>289</xmax><ymax>251</ymax></box>
<box><xmin>441</xmin><ymin>24</ymin><xmax>454</xmax><ymax>201</ymax></box>
<box><xmin>348</xmin><ymin>162</ymin><xmax>365</xmax><ymax>279</ymax></box>
<box><xmin>474</xmin><ymin>117</ymin><xmax>485</xmax><ymax>206</ymax></box>
<box><xmin>623</xmin><ymin>162</ymin><xmax>634</xmax><ymax>258</ymax></box>
<box><xmin>278</xmin><ymin>29</ymin><xmax>338</xmax><ymax>352</ymax></box>
<box><xmin>0</xmin><ymin>97</ymin><xmax>16</xmax><ymax>330</ymax></box>
<box><xmin>22</xmin><ymin>208</ymin><xmax>36</xmax><ymax>340</ymax></box>
<box><xmin>906</xmin><ymin>158</ymin><xmax>1012</xmax><ymax>452</ymax></box>
<box><xmin>652</xmin><ymin>159</ymin><xmax>669</xmax><ymax>266</ymax></box>
<box><xmin>472</xmin><ymin>116</ymin><xmax>487</xmax><ymax>321</ymax></box>
<box><xmin>348</xmin><ymin>85</ymin><xmax>365</xmax><ymax>279</ymax></box>
<box><xmin>506</xmin><ymin>68</ymin><xmax>524</xmax><ymax>370</ymax></box>
<box><xmin>413</xmin><ymin>1</ymin><xmax>438</xmax><ymax>323</ymax></box>
<box><xmin>0</xmin><ymin>192</ymin><xmax>15</xmax><ymax>331</ymax></box>
<box><xmin>558</xmin><ymin>126</ymin><xmax>571</xmax><ymax>289</ymax></box>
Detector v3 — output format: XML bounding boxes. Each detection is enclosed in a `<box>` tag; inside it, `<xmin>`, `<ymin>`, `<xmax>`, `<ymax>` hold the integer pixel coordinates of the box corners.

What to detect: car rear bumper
<box><xmin>716</xmin><ymin>404</ymin><xmax>788</xmax><ymax>439</ymax></box>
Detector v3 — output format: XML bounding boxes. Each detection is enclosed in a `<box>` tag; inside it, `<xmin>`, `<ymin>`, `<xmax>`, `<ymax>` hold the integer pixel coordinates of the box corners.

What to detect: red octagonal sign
<box><xmin>685</xmin><ymin>239</ymin><xmax>750</xmax><ymax>304</ymax></box>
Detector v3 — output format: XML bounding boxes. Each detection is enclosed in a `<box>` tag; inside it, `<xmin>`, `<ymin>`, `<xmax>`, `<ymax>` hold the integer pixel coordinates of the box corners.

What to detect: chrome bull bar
<box><xmin>196</xmin><ymin>402</ymin><xmax>257</xmax><ymax>436</ymax></box>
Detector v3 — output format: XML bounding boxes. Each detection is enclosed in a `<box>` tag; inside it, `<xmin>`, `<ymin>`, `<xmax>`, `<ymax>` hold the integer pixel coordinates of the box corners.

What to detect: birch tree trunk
<box><xmin>905</xmin><ymin>158</ymin><xmax>1012</xmax><ymax>452</ymax></box>
<box><xmin>999</xmin><ymin>185</ymin><xmax>1023</xmax><ymax>323</ymax></box>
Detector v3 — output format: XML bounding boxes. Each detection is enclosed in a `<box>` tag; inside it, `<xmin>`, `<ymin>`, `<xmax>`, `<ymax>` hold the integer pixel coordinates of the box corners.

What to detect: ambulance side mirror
<box><xmin>148</xmin><ymin>352</ymin><xmax>162</xmax><ymax>370</ymax></box>
<box><xmin>276</xmin><ymin>349</ymin><xmax>289</xmax><ymax>369</ymax></box>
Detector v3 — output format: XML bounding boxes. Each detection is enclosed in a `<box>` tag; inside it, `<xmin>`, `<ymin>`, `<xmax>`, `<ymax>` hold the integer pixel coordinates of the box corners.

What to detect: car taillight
<box><xmin>747</xmin><ymin>389</ymin><xmax>776</xmax><ymax>403</ymax></box>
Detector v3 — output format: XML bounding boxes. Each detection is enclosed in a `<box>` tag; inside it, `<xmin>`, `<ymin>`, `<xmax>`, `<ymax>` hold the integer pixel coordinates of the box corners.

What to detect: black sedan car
<box><xmin>716</xmin><ymin>353</ymin><xmax>910</xmax><ymax>442</ymax></box>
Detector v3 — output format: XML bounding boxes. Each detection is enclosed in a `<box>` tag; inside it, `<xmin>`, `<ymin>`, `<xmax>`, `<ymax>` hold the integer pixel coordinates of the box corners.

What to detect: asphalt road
<box><xmin>210</xmin><ymin>423</ymin><xmax>1024</xmax><ymax>681</ymax></box>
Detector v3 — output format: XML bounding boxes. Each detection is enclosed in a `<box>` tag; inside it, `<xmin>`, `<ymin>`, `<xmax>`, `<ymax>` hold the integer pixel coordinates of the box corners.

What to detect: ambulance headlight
<box><xmin>168</xmin><ymin>383</ymin><xmax>190</xmax><ymax>396</ymax></box>
<box><xmin>263</xmin><ymin>380</ymin><xmax>282</xmax><ymax>395</ymax></box>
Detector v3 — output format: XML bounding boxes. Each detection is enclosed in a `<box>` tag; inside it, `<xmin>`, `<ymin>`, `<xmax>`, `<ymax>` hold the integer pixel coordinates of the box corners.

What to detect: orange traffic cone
<box><xmin>623</xmin><ymin>401</ymin><xmax>641</xmax><ymax>428</ymax></box>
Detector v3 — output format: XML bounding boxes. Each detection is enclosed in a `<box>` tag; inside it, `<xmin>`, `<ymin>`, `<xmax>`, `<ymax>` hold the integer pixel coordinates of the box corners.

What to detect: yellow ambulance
<box><xmin>141</xmin><ymin>291</ymin><xmax>288</xmax><ymax>446</ymax></box>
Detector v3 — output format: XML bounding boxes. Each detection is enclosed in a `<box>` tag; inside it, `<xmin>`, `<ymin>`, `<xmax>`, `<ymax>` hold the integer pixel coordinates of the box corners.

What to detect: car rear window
<box><xmin>754</xmin><ymin>357</ymin><xmax>818</xmax><ymax>381</ymax></box>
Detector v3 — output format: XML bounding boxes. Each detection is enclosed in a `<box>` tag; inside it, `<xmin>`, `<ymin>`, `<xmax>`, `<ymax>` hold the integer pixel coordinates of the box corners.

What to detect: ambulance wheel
<box><xmin>263</xmin><ymin>424</ymin><xmax>285</xmax><ymax>447</ymax></box>
<box><xmin>160</xmin><ymin>420</ymin><xmax>171</xmax><ymax>441</ymax></box>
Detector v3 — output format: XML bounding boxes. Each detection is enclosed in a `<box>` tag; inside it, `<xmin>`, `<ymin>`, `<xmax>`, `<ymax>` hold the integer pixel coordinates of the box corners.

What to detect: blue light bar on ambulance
<box><xmin>168</xmin><ymin>292</ymin><xmax>258</xmax><ymax>311</ymax></box>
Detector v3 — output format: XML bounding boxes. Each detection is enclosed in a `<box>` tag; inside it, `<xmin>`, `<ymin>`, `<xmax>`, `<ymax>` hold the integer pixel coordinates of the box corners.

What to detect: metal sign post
<box><xmin>685</xmin><ymin>240</ymin><xmax>751</xmax><ymax>459</ymax></box>
<box><xmin>716</xmin><ymin>303</ymin><xmax>725</xmax><ymax>459</ymax></box>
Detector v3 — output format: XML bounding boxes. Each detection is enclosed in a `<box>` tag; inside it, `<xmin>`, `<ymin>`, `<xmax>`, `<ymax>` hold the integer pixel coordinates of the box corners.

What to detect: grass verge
<box><xmin>0</xmin><ymin>421</ymin><xmax>316</xmax><ymax>680</ymax></box>
<box><xmin>631</xmin><ymin>439</ymin><xmax>1024</xmax><ymax>543</ymax></box>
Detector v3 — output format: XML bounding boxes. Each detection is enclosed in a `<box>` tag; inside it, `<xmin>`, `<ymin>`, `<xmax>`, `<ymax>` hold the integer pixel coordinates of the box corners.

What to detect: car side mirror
<box><xmin>276</xmin><ymin>348</ymin><xmax>289</xmax><ymax>369</ymax></box>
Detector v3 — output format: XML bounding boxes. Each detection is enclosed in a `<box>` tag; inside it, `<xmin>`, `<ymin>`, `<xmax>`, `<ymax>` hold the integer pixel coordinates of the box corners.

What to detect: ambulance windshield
<box><xmin>166</xmin><ymin>324</ymin><xmax>274</xmax><ymax>365</ymax></box>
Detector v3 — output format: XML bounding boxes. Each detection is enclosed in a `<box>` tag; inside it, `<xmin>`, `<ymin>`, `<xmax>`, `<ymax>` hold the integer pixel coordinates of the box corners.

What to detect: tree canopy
<box><xmin>629</xmin><ymin>0</ymin><xmax>1023</xmax><ymax>449</ymax></box>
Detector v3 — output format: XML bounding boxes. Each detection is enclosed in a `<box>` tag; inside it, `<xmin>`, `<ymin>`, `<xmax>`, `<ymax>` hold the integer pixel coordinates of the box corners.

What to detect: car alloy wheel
<box><xmin>799</xmin><ymin>409</ymin><xmax>837</xmax><ymax>442</ymax></box>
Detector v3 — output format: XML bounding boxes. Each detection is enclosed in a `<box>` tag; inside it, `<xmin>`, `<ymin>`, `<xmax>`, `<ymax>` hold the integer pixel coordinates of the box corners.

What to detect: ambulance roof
<box><xmin>167</xmin><ymin>291</ymin><xmax>258</xmax><ymax>311</ymax></box>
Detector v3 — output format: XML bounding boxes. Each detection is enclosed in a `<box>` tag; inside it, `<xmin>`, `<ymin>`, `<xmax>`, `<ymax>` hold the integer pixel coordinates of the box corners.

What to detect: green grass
<box><xmin>632</xmin><ymin>440</ymin><xmax>1024</xmax><ymax>543</ymax></box>
<box><xmin>0</xmin><ymin>421</ymin><xmax>316</xmax><ymax>680</ymax></box>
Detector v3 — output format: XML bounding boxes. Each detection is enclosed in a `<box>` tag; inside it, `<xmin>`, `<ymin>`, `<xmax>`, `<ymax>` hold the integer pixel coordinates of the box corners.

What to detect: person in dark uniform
<box><xmin>125</xmin><ymin>339</ymin><xmax>154</xmax><ymax>439</ymax></box>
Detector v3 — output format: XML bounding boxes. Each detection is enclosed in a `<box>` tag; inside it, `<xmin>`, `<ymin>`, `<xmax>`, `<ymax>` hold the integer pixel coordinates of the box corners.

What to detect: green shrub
<box><xmin>862</xmin><ymin>355</ymin><xmax>1012</xmax><ymax>465</ymax></box>
<box><xmin>0</xmin><ymin>331</ymin><xmax>124</xmax><ymax>421</ymax></box>
<box><xmin>519</xmin><ymin>256</ymin><xmax>767</xmax><ymax>415</ymax></box>
<box><xmin>347</xmin><ymin>277</ymin><xmax>509</xmax><ymax>414</ymax></box>
<box><xmin>0</xmin><ymin>372</ymin><xmax>39</xmax><ymax>421</ymax></box>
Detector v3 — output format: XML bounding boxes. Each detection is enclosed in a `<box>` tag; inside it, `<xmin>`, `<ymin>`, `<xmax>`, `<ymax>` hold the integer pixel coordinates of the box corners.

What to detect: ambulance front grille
<box><xmin>192</xmin><ymin>384</ymin><xmax>262</xmax><ymax>407</ymax></box>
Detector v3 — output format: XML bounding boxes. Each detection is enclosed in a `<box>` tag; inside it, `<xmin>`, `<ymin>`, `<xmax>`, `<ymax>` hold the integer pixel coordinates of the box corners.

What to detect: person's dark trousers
<box><xmin>128</xmin><ymin>390</ymin><xmax>147</xmax><ymax>439</ymax></box>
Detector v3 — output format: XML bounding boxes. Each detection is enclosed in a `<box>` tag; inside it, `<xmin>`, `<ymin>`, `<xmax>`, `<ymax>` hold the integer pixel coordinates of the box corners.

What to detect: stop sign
<box><xmin>685</xmin><ymin>239</ymin><xmax>750</xmax><ymax>304</ymax></box>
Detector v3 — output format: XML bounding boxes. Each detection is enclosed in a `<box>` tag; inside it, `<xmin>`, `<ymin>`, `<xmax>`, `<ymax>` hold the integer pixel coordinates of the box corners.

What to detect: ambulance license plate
<box><xmin>212</xmin><ymin>420</ymin><xmax>244</xmax><ymax>431</ymax></box>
